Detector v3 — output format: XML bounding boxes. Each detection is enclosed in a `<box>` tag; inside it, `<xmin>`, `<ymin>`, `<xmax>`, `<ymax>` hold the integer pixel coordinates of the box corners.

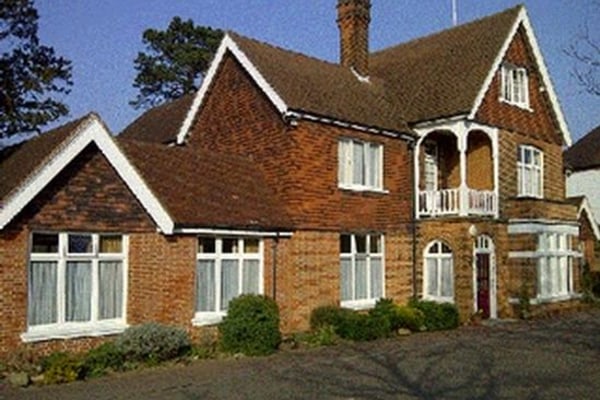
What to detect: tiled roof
<box><xmin>564</xmin><ymin>125</ymin><xmax>600</xmax><ymax>171</ymax></box>
<box><xmin>370</xmin><ymin>5</ymin><xmax>521</xmax><ymax>123</ymax></box>
<box><xmin>119</xmin><ymin>94</ymin><xmax>194</xmax><ymax>143</ymax></box>
<box><xmin>118</xmin><ymin>139</ymin><xmax>292</xmax><ymax>230</ymax></box>
<box><xmin>0</xmin><ymin>114</ymin><xmax>93</xmax><ymax>203</ymax></box>
<box><xmin>228</xmin><ymin>32</ymin><xmax>410</xmax><ymax>133</ymax></box>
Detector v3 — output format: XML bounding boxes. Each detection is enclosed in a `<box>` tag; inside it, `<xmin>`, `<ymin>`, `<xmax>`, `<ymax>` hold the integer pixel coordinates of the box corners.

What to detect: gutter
<box><xmin>409</xmin><ymin>140</ymin><xmax>418</xmax><ymax>300</ymax></box>
<box><xmin>284</xmin><ymin>110</ymin><xmax>416</xmax><ymax>143</ymax></box>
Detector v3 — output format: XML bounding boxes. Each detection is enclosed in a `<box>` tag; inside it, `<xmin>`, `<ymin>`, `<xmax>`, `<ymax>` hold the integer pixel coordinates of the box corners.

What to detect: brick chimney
<box><xmin>337</xmin><ymin>0</ymin><xmax>371</xmax><ymax>78</ymax></box>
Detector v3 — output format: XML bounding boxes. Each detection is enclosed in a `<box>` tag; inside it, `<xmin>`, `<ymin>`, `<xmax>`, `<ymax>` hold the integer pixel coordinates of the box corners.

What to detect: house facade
<box><xmin>0</xmin><ymin>1</ymin><xmax>589</xmax><ymax>357</ymax></box>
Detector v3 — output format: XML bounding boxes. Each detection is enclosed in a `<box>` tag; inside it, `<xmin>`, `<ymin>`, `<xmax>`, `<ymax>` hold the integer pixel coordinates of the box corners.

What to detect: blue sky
<box><xmin>34</xmin><ymin>0</ymin><xmax>599</xmax><ymax>143</ymax></box>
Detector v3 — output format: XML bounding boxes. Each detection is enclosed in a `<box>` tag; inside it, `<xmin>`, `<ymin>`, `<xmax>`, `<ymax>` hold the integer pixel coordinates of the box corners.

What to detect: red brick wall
<box><xmin>188</xmin><ymin>53</ymin><xmax>413</xmax><ymax>231</ymax></box>
<box><xmin>0</xmin><ymin>145</ymin><xmax>157</xmax><ymax>357</ymax></box>
<box><xmin>12</xmin><ymin>144</ymin><xmax>155</xmax><ymax>232</ymax></box>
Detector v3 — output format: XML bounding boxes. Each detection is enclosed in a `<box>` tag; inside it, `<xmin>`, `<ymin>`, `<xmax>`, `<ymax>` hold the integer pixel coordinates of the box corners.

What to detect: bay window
<box><xmin>537</xmin><ymin>233</ymin><xmax>574</xmax><ymax>299</ymax></box>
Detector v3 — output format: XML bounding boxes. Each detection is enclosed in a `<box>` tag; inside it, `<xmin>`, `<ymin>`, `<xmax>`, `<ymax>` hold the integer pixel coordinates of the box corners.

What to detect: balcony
<box><xmin>418</xmin><ymin>188</ymin><xmax>497</xmax><ymax>217</ymax></box>
<box><xmin>414</xmin><ymin>121</ymin><xmax>499</xmax><ymax>220</ymax></box>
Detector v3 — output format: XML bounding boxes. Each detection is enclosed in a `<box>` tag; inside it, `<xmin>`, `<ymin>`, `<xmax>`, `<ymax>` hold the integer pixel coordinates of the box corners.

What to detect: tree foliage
<box><xmin>130</xmin><ymin>17</ymin><xmax>223</xmax><ymax>110</ymax></box>
<box><xmin>0</xmin><ymin>0</ymin><xmax>72</xmax><ymax>138</ymax></box>
<box><xmin>565</xmin><ymin>1</ymin><xmax>600</xmax><ymax>96</ymax></box>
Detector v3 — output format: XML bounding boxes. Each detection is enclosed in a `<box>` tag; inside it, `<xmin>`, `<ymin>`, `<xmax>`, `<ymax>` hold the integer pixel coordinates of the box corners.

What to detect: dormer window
<box><xmin>501</xmin><ymin>63</ymin><xmax>530</xmax><ymax>109</ymax></box>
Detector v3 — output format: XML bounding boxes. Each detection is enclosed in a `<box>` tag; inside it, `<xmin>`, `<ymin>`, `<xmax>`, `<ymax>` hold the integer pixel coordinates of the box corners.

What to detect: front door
<box><xmin>476</xmin><ymin>253</ymin><xmax>490</xmax><ymax>318</ymax></box>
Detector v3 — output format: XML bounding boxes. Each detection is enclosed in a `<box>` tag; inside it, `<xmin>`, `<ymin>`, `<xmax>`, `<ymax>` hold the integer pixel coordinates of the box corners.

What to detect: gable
<box><xmin>475</xmin><ymin>26</ymin><xmax>562</xmax><ymax>144</ymax></box>
<box><xmin>469</xmin><ymin>7</ymin><xmax>571</xmax><ymax>146</ymax></box>
<box><xmin>0</xmin><ymin>115</ymin><xmax>175</xmax><ymax>234</ymax></box>
<box><xmin>12</xmin><ymin>144</ymin><xmax>154</xmax><ymax>232</ymax></box>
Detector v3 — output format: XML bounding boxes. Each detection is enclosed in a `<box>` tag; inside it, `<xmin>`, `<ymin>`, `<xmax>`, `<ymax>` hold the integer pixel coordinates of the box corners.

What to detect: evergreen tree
<box><xmin>0</xmin><ymin>0</ymin><xmax>72</xmax><ymax>138</ymax></box>
<box><xmin>131</xmin><ymin>17</ymin><xmax>223</xmax><ymax>109</ymax></box>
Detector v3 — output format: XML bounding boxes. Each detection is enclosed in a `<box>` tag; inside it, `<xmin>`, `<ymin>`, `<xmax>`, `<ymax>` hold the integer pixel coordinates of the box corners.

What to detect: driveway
<box><xmin>2</xmin><ymin>309</ymin><xmax>600</xmax><ymax>399</ymax></box>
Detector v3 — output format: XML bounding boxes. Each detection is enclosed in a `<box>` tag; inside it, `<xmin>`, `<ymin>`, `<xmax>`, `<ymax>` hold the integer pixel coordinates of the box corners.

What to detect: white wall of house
<box><xmin>567</xmin><ymin>169</ymin><xmax>600</xmax><ymax>224</ymax></box>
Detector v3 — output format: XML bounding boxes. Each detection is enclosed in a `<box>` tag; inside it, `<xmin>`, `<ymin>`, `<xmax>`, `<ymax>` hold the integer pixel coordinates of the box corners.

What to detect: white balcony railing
<box><xmin>418</xmin><ymin>188</ymin><xmax>497</xmax><ymax>217</ymax></box>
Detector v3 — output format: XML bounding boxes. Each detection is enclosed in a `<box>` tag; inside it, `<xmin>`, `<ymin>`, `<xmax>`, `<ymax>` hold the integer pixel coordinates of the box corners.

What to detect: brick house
<box><xmin>0</xmin><ymin>2</ymin><xmax>589</xmax><ymax>356</ymax></box>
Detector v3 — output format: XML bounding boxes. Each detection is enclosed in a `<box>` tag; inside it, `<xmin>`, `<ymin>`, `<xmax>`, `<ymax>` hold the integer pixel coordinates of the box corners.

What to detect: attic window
<box><xmin>501</xmin><ymin>63</ymin><xmax>530</xmax><ymax>109</ymax></box>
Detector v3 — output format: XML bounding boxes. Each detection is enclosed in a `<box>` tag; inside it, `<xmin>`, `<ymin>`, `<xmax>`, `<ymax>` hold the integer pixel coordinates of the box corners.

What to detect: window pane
<box><xmin>98</xmin><ymin>261</ymin><xmax>123</xmax><ymax>319</ymax></box>
<box><xmin>243</xmin><ymin>239</ymin><xmax>259</xmax><ymax>254</ymax></box>
<box><xmin>221</xmin><ymin>260</ymin><xmax>239</xmax><ymax>311</ymax></box>
<box><xmin>197</xmin><ymin>260</ymin><xmax>216</xmax><ymax>312</ymax></box>
<box><xmin>355</xmin><ymin>235</ymin><xmax>367</xmax><ymax>254</ymax></box>
<box><xmin>68</xmin><ymin>234</ymin><xmax>93</xmax><ymax>254</ymax></box>
<box><xmin>99</xmin><ymin>235</ymin><xmax>122</xmax><ymax>254</ymax></box>
<box><xmin>242</xmin><ymin>260</ymin><xmax>260</xmax><ymax>294</ymax></box>
<box><xmin>338</xmin><ymin>140</ymin><xmax>348</xmax><ymax>185</ymax></box>
<box><xmin>368</xmin><ymin>144</ymin><xmax>380</xmax><ymax>187</ymax></box>
<box><xmin>441</xmin><ymin>258</ymin><xmax>453</xmax><ymax>298</ymax></box>
<box><xmin>222</xmin><ymin>239</ymin><xmax>238</xmax><ymax>254</ymax></box>
<box><xmin>31</xmin><ymin>233</ymin><xmax>58</xmax><ymax>253</ymax></box>
<box><xmin>198</xmin><ymin>237</ymin><xmax>216</xmax><ymax>254</ymax></box>
<box><xmin>426</xmin><ymin>259</ymin><xmax>438</xmax><ymax>296</ymax></box>
<box><xmin>340</xmin><ymin>235</ymin><xmax>351</xmax><ymax>253</ymax></box>
<box><xmin>340</xmin><ymin>257</ymin><xmax>352</xmax><ymax>301</ymax></box>
<box><xmin>369</xmin><ymin>235</ymin><xmax>381</xmax><ymax>254</ymax></box>
<box><xmin>352</xmin><ymin>141</ymin><xmax>365</xmax><ymax>185</ymax></box>
<box><xmin>370</xmin><ymin>257</ymin><xmax>383</xmax><ymax>299</ymax></box>
<box><xmin>355</xmin><ymin>255</ymin><xmax>367</xmax><ymax>299</ymax></box>
<box><xmin>28</xmin><ymin>261</ymin><xmax>57</xmax><ymax>325</ymax></box>
<box><xmin>66</xmin><ymin>261</ymin><xmax>92</xmax><ymax>322</ymax></box>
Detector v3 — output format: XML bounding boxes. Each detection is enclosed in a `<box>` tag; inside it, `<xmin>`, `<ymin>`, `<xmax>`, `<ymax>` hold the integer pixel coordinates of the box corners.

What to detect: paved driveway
<box><xmin>2</xmin><ymin>310</ymin><xmax>600</xmax><ymax>399</ymax></box>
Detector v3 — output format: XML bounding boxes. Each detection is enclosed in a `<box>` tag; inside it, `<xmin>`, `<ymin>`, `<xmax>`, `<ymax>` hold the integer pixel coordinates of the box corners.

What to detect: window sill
<box><xmin>422</xmin><ymin>295</ymin><xmax>455</xmax><ymax>304</ymax></box>
<box><xmin>500</xmin><ymin>99</ymin><xmax>533</xmax><ymax>112</ymax></box>
<box><xmin>21</xmin><ymin>320</ymin><xmax>127</xmax><ymax>343</ymax></box>
<box><xmin>341</xmin><ymin>299</ymin><xmax>378</xmax><ymax>310</ymax></box>
<box><xmin>338</xmin><ymin>185</ymin><xmax>389</xmax><ymax>195</ymax></box>
<box><xmin>509</xmin><ymin>293</ymin><xmax>582</xmax><ymax>305</ymax></box>
<box><xmin>192</xmin><ymin>312</ymin><xmax>226</xmax><ymax>327</ymax></box>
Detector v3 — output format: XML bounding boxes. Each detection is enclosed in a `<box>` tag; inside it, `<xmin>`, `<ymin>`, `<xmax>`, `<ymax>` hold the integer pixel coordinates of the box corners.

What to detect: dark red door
<box><xmin>476</xmin><ymin>254</ymin><xmax>490</xmax><ymax>318</ymax></box>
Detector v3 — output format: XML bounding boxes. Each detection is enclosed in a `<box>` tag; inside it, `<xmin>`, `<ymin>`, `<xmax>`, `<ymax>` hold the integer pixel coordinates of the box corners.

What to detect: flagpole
<box><xmin>452</xmin><ymin>0</ymin><xmax>458</xmax><ymax>26</ymax></box>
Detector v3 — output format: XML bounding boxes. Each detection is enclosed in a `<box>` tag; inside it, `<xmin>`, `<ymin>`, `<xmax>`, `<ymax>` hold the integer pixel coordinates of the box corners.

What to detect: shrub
<box><xmin>336</xmin><ymin>311</ymin><xmax>391</xmax><ymax>341</ymax></box>
<box><xmin>41</xmin><ymin>352</ymin><xmax>84</xmax><ymax>385</ymax></box>
<box><xmin>310</xmin><ymin>305</ymin><xmax>354</xmax><ymax>331</ymax></box>
<box><xmin>219</xmin><ymin>294</ymin><xmax>281</xmax><ymax>356</ymax></box>
<box><xmin>395</xmin><ymin>305</ymin><xmax>425</xmax><ymax>332</ymax></box>
<box><xmin>115</xmin><ymin>323</ymin><xmax>191</xmax><ymax>364</ymax></box>
<box><xmin>409</xmin><ymin>299</ymin><xmax>459</xmax><ymax>331</ymax></box>
<box><xmin>83</xmin><ymin>342</ymin><xmax>124</xmax><ymax>378</ymax></box>
<box><xmin>369</xmin><ymin>298</ymin><xmax>400</xmax><ymax>331</ymax></box>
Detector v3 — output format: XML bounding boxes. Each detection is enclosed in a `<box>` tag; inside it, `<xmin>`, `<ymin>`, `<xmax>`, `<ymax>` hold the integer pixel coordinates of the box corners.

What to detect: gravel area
<box><xmin>2</xmin><ymin>309</ymin><xmax>599</xmax><ymax>399</ymax></box>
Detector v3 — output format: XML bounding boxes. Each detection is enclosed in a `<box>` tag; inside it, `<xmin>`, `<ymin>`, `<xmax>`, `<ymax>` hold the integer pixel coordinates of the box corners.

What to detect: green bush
<box><xmin>336</xmin><ymin>311</ymin><xmax>391</xmax><ymax>341</ymax></box>
<box><xmin>83</xmin><ymin>342</ymin><xmax>124</xmax><ymax>378</ymax></box>
<box><xmin>395</xmin><ymin>305</ymin><xmax>425</xmax><ymax>332</ymax></box>
<box><xmin>409</xmin><ymin>299</ymin><xmax>459</xmax><ymax>331</ymax></box>
<box><xmin>310</xmin><ymin>305</ymin><xmax>354</xmax><ymax>331</ymax></box>
<box><xmin>41</xmin><ymin>352</ymin><xmax>84</xmax><ymax>384</ymax></box>
<box><xmin>219</xmin><ymin>294</ymin><xmax>282</xmax><ymax>356</ymax></box>
<box><xmin>115</xmin><ymin>323</ymin><xmax>191</xmax><ymax>364</ymax></box>
<box><xmin>369</xmin><ymin>298</ymin><xmax>400</xmax><ymax>330</ymax></box>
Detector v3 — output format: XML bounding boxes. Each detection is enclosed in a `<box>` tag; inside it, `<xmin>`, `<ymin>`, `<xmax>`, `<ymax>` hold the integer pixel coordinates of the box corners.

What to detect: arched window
<box><xmin>424</xmin><ymin>241</ymin><xmax>454</xmax><ymax>302</ymax></box>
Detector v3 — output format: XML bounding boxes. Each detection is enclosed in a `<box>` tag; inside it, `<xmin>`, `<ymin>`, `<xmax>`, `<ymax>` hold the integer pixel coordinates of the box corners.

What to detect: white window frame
<box><xmin>193</xmin><ymin>237</ymin><xmax>264</xmax><ymax>326</ymax></box>
<box><xmin>338</xmin><ymin>138</ymin><xmax>384</xmax><ymax>192</ymax></box>
<box><xmin>537</xmin><ymin>232</ymin><xmax>575</xmax><ymax>300</ymax></box>
<box><xmin>423</xmin><ymin>240</ymin><xmax>454</xmax><ymax>303</ymax></box>
<box><xmin>340</xmin><ymin>233</ymin><xmax>385</xmax><ymax>310</ymax></box>
<box><xmin>501</xmin><ymin>63</ymin><xmax>530</xmax><ymax>109</ymax></box>
<box><xmin>22</xmin><ymin>232</ymin><xmax>128</xmax><ymax>343</ymax></box>
<box><xmin>517</xmin><ymin>145</ymin><xmax>543</xmax><ymax>198</ymax></box>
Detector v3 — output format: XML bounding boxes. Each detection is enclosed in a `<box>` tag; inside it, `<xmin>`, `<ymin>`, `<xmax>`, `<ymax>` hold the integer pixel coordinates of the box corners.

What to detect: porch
<box><xmin>415</xmin><ymin>121</ymin><xmax>499</xmax><ymax>218</ymax></box>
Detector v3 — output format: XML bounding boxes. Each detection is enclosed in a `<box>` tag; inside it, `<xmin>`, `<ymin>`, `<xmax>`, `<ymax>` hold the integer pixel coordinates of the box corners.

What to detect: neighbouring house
<box><xmin>0</xmin><ymin>1</ymin><xmax>589</xmax><ymax>357</ymax></box>
<box><xmin>565</xmin><ymin>124</ymin><xmax>600</xmax><ymax>270</ymax></box>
